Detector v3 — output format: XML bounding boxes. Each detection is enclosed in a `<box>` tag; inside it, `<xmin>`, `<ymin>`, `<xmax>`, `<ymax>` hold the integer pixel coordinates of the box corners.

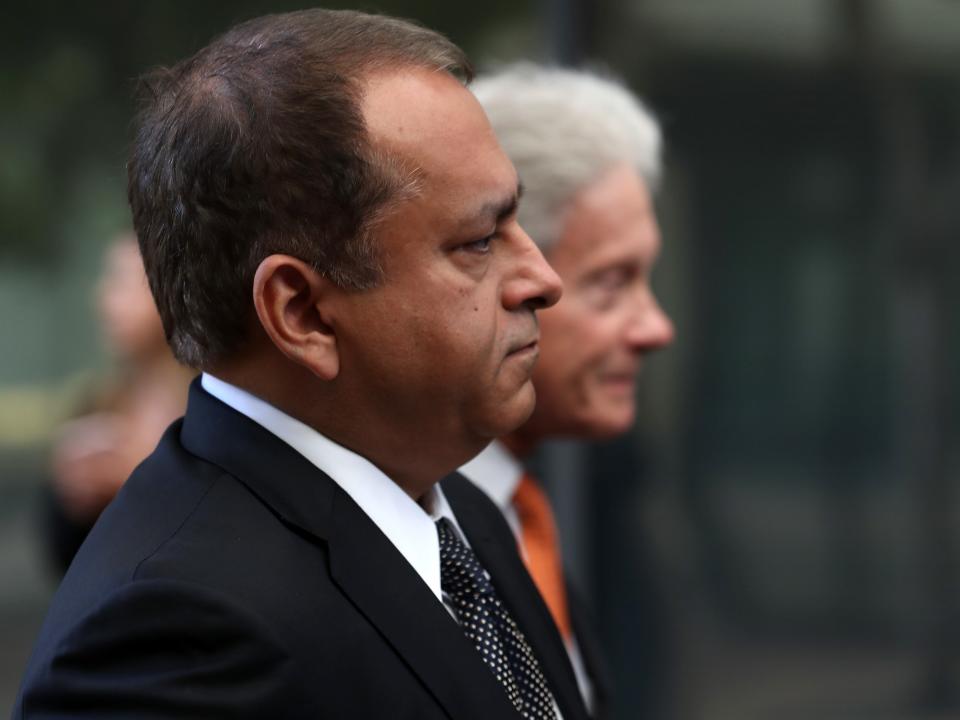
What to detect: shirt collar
<box><xmin>458</xmin><ymin>439</ymin><xmax>524</xmax><ymax>513</ymax></box>
<box><xmin>201</xmin><ymin>372</ymin><xmax>463</xmax><ymax>603</ymax></box>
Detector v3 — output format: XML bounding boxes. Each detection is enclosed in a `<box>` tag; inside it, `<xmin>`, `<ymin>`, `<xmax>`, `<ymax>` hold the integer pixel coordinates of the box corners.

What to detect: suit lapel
<box><xmin>179</xmin><ymin>381</ymin><xmax>336</xmax><ymax>539</ymax></box>
<box><xmin>443</xmin><ymin>474</ymin><xmax>590</xmax><ymax>720</ymax></box>
<box><xmin>567</xmin><ymin>585</ymin><xmax>612</xmax><ymax>717</ymax></box>
<box><xmin>326</xmin><ymin>488</ymin><xmax>525</xmax><ymax>720</ymax></box>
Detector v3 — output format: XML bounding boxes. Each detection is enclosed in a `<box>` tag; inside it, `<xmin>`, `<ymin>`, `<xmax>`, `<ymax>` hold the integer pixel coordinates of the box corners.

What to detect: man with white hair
<box><xmin>460</xmin><ymin>65</ymin><xmax>675</xmax><ymax>718</ymax></box>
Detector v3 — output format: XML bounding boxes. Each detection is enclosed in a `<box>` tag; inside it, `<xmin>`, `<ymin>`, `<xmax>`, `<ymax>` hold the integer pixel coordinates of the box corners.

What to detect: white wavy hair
<box><xmin>472</xmin><ymin>63</ymin><xmax>662</xmax><ymax>252</ymax></box>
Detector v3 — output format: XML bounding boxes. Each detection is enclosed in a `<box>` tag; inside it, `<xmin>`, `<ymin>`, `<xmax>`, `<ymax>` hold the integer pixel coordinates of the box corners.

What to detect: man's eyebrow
<box><xmin>465</xmin><ymin>181</ymin><xmax>523</xmax><ymax>231</ymax></box>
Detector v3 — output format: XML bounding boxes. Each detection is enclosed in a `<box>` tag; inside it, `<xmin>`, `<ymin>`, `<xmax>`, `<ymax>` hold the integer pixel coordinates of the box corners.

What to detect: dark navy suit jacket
<box><xmin>14</xmin><ymin>382</ymin><xmax>588</xmax><ymax>720</ymax></box>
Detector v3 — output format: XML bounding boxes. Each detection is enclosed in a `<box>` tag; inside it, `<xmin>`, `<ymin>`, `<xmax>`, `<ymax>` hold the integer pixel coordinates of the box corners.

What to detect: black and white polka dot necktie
<box><xmin>437</xmin><ymin>517</ymin><xmax>559</xmax><ymax>720</ymax></box>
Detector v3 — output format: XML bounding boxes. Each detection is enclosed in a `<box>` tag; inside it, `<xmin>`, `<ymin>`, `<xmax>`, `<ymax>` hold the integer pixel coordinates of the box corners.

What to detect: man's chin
<box><xmin>577</xmin><ymin>405</ymin><xmax>636</xmax><ymax>439</ymax></box>
<box><xmin>481</xmin><ymin>382</ymin><xmax>537</xmax><ymax>438</ymax></box>
<box><xmin>510</xmin><ymin>382</ymin><xmax>539</xmax><ymax>430</ymax></box>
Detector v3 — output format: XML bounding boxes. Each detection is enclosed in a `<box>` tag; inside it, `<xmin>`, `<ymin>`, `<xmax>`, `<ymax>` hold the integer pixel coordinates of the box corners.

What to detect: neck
<box><xmin>313</xmin><ymin>411</ymin><xmax>484</xmax><ymax>502</ymax></box>
<box><xmin>211</xmin><ymin>359</ymin><xmax>475</xmax><ymax>504</ymax></box>
<box><xmin>500</xmin><ymin>427</ymin><xmax>540</xmax><ymax>459</ymax></box>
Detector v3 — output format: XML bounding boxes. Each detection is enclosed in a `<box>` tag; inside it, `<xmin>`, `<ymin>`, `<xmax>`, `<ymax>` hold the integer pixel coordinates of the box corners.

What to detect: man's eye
<box><xmin>581</xmin><ymin>267</ymin><xmax>636</xmax><ymax>310</ymax></box>
<box><xmin>461</xmin><ymin>235</ymin><xmax>494</xmax><ymax>254</ymax></box>
<box><xmin>594</xmin><ymin>267</ymin><xmax>632</xmax><ymax>291</ymax></box>
<box><xmin>582</xmin><ymin>285</ymin><xmax>619</xmax><ymax>311</ymax></box>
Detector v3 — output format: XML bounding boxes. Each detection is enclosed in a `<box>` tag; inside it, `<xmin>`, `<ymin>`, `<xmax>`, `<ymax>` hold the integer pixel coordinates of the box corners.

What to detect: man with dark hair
<box><xmin>13</xmin><ymin>11</ymin><xmax>586</xmax><ymax>720</ymax></box>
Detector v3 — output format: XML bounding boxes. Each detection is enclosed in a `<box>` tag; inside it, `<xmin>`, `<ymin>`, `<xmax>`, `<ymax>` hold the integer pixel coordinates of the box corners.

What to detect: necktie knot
<box><xmin>437</xmin><ymin>518</ymin><xmax>497</xmax><ymax>602</ymax></box>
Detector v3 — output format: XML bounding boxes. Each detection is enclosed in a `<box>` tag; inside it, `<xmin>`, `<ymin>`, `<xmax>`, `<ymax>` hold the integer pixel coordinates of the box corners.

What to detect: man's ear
<box><xmin>252</xmin><ymin>254</ymin><xmax>339</xmax><ymax>380</ymax></box>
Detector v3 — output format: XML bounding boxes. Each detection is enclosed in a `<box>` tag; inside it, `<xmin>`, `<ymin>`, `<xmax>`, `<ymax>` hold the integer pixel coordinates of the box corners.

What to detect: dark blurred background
<box><xmin>3</xmin><ymin>1</ymin><xmax>960</xmax><ymax>718</ymax></box>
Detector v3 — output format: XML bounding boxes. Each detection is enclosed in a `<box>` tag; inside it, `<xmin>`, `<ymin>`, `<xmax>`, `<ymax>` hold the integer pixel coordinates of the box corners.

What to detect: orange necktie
<box><xmin>513</xmin><ymin>472</ymin><xmax>573</xmax><ymax>640</ymax></box>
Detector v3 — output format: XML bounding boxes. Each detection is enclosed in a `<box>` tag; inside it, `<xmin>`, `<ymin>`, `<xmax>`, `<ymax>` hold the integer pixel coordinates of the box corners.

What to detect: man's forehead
<box><xmin>362</xmin><ymin>68</ymin><xmax>520</xmax><ymax>226</ymax></box>
<box><xmin>550</xmin><ymin>168</ymin><xmax>661</xmax><ymax>271</ymax></box>
<box><xmin>362</xmin><ymin>69</ymin><xmax>499</xmax><ymax>168</ymax></box>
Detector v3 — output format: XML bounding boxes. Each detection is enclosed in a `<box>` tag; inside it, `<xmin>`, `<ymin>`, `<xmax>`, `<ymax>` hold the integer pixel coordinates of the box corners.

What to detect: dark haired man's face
<box><xmin>326</xmin><ymin>69</ymin><xmax>562</xmax><ymax>472</ymax></box>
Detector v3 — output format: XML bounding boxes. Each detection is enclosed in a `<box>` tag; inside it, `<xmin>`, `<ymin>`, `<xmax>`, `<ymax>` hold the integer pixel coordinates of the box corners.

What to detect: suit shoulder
<box><xmin>15</xmin><ymin>578</ymin><xmax>299</xmax><ymax>719</ymax></box>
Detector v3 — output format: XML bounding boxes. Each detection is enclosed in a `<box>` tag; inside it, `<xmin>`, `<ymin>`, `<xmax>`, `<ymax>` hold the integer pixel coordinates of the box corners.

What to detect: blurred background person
<box><xmin>44</xmin><ymin>233</ymin><xmax>193</xmax><ymax>573</ymax></box>
<box><xmin>462</xmin><ymin>65</ymin><xmax>675</xmax><ymax>720</ymax></box>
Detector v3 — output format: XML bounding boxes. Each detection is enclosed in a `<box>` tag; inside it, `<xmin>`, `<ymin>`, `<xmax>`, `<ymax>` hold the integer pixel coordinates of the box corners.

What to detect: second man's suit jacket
<box><xmin>14</xmin><ymin>382</ymin><xmax>589</xmax><ymax>720</ymax></box>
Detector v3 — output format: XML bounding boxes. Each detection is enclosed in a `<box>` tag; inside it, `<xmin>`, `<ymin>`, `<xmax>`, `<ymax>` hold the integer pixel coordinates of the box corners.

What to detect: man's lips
<box><xmin>602</xmin><ymin>371</ymin><xmax>637</xmax><ymax>382</ymax></box>
<box><xmin>599</xmin><ymin>365</ymin><xmax>641</xmax><ymax>384</ymax></box>
<box><xmin>507</xmin><ymin>338</ymin><xmax>539</xmax><ymax>356</ymax></box>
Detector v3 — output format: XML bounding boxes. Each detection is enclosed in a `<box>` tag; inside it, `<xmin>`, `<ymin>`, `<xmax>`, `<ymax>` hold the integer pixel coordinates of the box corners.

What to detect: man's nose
<box><xmin>503</xmin><ymin>227</ymin><xmax>563</xmax><ymax>311</ymax></box>
<box><xmin>626</xmin><ymin>295</ymin><xmax>675</xmax><ymax>351</ymax></box>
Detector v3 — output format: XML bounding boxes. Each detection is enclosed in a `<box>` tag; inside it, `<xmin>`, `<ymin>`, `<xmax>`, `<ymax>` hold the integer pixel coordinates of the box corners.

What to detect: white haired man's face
<box><xmin>523</xmin><ymin>163</ymin><xmax>674</xmax><ymax>439</ymax></box>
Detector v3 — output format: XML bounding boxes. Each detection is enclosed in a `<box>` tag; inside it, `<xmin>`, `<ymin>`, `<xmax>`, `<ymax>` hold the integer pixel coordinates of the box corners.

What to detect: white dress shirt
<box><xmin>460</xmin><ymin>440</ymin><xmax>596</xmax><ymax>715</ymax></box>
